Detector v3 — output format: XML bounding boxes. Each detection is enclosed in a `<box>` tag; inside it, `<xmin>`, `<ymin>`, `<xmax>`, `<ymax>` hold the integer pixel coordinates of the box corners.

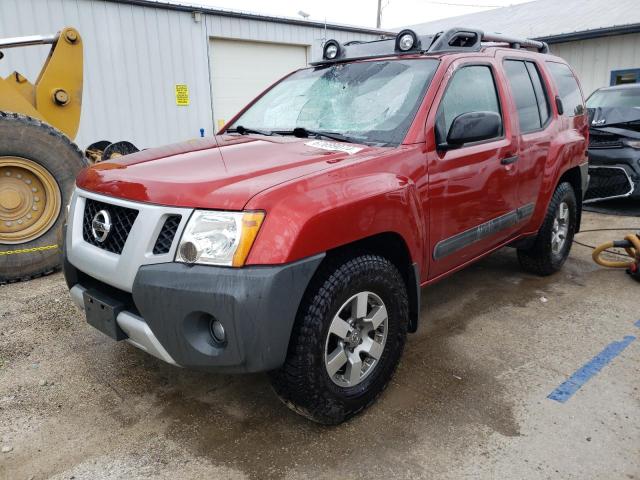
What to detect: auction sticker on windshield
<box><xmin>305</xmin><ymin>140</ymin><xmax>364</xmax><ymax>155</ymax></box>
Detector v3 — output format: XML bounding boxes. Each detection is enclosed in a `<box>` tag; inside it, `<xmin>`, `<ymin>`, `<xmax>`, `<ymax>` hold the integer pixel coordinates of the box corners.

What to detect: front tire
<box><xmin>517</xmin><ymin>182</ymin><xmax>577</xmax><ymax>276</ymax></box>
<box><xmin>269</xmin><ymin>254</ymin><xmax>409</xmax><ymax>425</ymax></box>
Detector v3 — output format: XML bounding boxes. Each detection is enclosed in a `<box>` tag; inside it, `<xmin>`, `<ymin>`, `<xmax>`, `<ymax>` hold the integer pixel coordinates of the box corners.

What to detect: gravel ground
<box><xmin>0</xmin><ymin>211</ymin><xmax>639</xmax><ymax>479</ymax></box>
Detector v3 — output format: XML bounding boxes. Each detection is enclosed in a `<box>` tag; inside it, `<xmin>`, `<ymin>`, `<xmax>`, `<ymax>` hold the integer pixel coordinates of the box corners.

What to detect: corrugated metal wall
<box><xmin>551</xmin><ymin>33</ymin><xmax>640</xmax><ymax>97</ymax></box>
<box><xmin>0</xmin><ymin>0</ymin><xmax>379</xmax><ymax>149</ymax></box>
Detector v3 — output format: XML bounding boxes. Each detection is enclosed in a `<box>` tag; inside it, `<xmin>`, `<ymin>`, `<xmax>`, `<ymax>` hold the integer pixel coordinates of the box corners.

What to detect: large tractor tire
<box><xmin>0</xmin><ymin>112</ymin><xmax>87</xmax><ymax>283</ymax></box>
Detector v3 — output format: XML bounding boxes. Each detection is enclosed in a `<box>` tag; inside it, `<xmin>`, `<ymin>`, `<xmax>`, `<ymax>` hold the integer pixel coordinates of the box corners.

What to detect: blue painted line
<box><xmin>548</xmin><ymin>335</ymin><xmax>637</xmax><ymax>403</ymax></box>
<box><xmin>635</xmin><ymin>319</ymin><xmax>640</xmax><ymax>328</ymax></box>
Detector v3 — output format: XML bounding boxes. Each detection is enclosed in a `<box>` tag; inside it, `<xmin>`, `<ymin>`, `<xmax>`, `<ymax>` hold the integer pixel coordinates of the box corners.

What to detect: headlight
<box><xmin>623</xmin><ymin>139</ymin><xmax>640</xmax><ymax>149</ymax></box>
<box><xmin>176</xmin><ymin>210</ymin><xmax>265</xmax><ymax>267</ymax></box>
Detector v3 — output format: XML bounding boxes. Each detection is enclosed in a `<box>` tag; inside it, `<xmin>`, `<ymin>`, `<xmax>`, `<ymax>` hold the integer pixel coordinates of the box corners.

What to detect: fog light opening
<box><xmin>209</xmin><ymin>318</ymin><xmax>226</xmax><ymax>345</ymax></box>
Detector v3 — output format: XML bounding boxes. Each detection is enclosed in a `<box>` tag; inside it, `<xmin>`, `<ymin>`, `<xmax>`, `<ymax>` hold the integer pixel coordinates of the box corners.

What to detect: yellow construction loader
<box><xmin>0</xmin><ymin>27</ymin><xmax>86</xmax><ymax>282</ymax></box>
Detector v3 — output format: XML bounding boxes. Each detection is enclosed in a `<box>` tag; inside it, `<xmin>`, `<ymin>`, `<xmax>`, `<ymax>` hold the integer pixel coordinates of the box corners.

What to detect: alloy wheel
<box><xmin>551</xmin><ymin>201</ymin><xmax>569</xmax><ymax>255</ymax></box>
<box><xmin>324</xmin><ymin>291</ymin><xmax>388</xmax><ymax>387</ymax></box>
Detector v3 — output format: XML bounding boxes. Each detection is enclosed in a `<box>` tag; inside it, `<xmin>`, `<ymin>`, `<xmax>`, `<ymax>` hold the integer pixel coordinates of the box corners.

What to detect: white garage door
<box><xmin>209</xmin><ymin>38</ymin><xmax>308</xmax><ymax>130</ymax></box>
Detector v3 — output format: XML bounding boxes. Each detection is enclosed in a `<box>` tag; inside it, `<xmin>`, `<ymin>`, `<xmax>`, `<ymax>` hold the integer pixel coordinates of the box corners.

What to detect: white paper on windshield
<box><xmin>305</xmin><ymin>140</ymin><xmax>363</xmax><ymax>155</ymax></box>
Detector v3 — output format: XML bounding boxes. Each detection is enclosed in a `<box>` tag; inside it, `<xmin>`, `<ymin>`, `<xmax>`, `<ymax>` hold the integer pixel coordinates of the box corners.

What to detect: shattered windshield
<box><xmin>228</xmin><ymin>59</ymin><xmax>439</xmax><ymax>146</ymax></box>
<box><xmin>587</xmin><ymin>88</ymin><xmax>640</xmax><ymax>108</ymax></box>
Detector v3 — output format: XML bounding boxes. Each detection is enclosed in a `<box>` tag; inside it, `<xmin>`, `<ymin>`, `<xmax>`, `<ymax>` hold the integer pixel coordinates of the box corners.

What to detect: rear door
<box><xmin>426</xmin><ymin>58</ymin><xmax>520</xmax><ymax>279</ymax></box>
<box><xmin>500</xmin><ymin>56</ymin><xmax>553</xmax><ymax>212</ymax></box>
<box><xmin>545</xmin><ymin>60</ymin><xmax>589</xmax><ymax>164</ymax></box>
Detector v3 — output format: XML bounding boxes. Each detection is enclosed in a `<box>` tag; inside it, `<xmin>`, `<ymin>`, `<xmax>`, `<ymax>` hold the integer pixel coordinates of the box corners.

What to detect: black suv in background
<box><xmin>586</xmin><ymin>84</ymin><xmax>640</xmax><ymax>202</ymax></box>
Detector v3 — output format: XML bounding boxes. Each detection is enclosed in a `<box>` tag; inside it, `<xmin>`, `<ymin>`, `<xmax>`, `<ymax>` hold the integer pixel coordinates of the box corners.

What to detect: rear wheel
<box><xmin>517</xmin><ymin>182</ymin><xmax>577</xmax><ymax>276</ymax></box>
<box><xmin>0</xmin><ymin>113</ymin><xmax>86</xmax><ymax>283</ymax></box>
<box><xmin>269</xmin><ymin>254</ymin><xmax>409</xmax><ymax>424</ymax></box>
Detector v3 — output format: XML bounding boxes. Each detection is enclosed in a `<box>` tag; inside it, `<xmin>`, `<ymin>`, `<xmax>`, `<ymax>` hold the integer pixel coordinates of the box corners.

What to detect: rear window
<box><xmin>546</xmin><ymin>62</ymin><xmax>585</xmax><ymax>116</ymax></box>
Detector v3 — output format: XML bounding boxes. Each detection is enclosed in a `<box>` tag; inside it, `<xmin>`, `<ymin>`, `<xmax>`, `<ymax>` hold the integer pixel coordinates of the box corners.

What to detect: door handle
<box><xmin>500</xmin><ymin>155</ymin><xmax>518</xmax><ymax>165</ymax></box>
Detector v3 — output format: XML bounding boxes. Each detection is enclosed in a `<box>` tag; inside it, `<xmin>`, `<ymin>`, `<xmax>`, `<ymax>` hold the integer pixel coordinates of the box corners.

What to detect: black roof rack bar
<box><xmin>426</xmin><ymin>28</ymin><xmax>549</xmax><ymax>54</ymax></box>
<box><xmin>481</xmin><ymin>31</ymin><xmax>549</xmax><ymax>53</ymax></box>
<box><xmin>427</xmin><ymin>28</ymin><xmax>482</xmax><ymax>53</ymax></box>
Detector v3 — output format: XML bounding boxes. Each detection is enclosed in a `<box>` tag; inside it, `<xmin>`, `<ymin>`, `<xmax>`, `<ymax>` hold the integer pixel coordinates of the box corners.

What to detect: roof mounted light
<box><xmin>323</xmin><ymin>39</ymin><xmax>341</xmax><ymax>60</ymax></box>
<box><xmin>395</xmin><ymin>29</ymin><xmax>420</xmax><ymax>52</ymax></box>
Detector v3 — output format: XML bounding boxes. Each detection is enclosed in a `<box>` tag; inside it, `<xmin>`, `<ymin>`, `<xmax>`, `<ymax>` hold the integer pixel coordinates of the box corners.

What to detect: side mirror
<box><xmin>443</xmin><ymin>111</ymin><xmax>502</xmax><ymax>149</ymax></box>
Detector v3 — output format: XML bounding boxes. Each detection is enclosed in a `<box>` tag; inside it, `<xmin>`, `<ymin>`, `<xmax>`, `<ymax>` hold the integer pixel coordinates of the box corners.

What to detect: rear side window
<box><xmin>546</xmin><ymin>62</ymin><xmax>585</xmax><ymax>116</ymax></box>
<box><xmin>504</xmin><ymin>60</ymin><xmax>551</xmax><ymax>132</ymax></box>
<box><xmin>504</xmin><ymin>60</ymin><xmax>541</xmax><ymax>132</ymax></box>
<box><xmin>526</xmin><ymin>62</ymin><xmax>550</xmax><ymax>125</ymax></box>
<box><xmin>436</xmin><ymin>65</ymin><xmax>502</xmax><ymax>144</ymax></box>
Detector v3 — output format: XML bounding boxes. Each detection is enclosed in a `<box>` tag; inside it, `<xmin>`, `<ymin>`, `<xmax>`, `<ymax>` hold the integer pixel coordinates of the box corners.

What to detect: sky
<box><xmin>163</xmin><ymin>0</ymin><xmax>533</xmax><ymax>29</ymax></box>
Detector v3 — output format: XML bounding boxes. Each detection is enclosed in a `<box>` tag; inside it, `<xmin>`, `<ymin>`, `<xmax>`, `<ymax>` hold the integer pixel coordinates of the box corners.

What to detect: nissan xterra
<box><xmin>63</xmin><ymin>28</ymin><xmax>589</xmax><ymax>424</ymax></box>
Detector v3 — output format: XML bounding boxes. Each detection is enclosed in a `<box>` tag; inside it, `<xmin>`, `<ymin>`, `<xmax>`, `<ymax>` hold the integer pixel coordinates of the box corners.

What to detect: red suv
<box><xmin>64</xmin><ymin>28</ymin><xmax>589</xmax><ymax>424</ymax></box>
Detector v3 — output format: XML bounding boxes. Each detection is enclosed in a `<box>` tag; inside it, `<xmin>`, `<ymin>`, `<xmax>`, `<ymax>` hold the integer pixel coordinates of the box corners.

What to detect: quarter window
<box><xmin>546</xmin><ymin>62</ymin><xmax>585</xmax><ymax>116</ymax></box>
<box><xmin>436</xmin><ymin>65</ymin><xmax>502</xmax><ymax>144</ymax></box>
<box><xmin>504</xmin><ymin>60</ymin><xmax>551</xmax><ymax>132</ymax></box>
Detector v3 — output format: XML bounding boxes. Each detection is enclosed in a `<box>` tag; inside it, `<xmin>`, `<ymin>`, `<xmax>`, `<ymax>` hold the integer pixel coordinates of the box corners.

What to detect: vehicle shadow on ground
<box><xmin>82</xmin><ymin>248</ymin><xmax>591</xmax><ymax>479</ymax></box>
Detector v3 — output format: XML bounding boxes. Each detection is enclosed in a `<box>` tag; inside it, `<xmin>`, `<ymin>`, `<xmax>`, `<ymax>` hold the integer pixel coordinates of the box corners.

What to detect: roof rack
<box><xmin>481</xmin><ymin>32</ymin><xmax>549</xmax><ymax>53</ymax></box>
<box><xmin>311</xmin><ymin>27</ymin><xmax>549</xmax><ymax>65</ymax></box>
<box><xmin>428</xmin><ymin>28</ymin><xmax>549</xmax><ymax>53</ymax></box>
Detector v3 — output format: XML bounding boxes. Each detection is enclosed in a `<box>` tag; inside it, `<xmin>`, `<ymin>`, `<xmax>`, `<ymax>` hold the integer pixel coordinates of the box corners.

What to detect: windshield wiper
<box><xmin>226</xmin><ymin>125</ymin><xmax>273</xmax><ymax>136</ymax></box>
<box><xmin>277</xmin><ymin>127</ymin><xmax>354</xmax><ymax>143</ymax></box>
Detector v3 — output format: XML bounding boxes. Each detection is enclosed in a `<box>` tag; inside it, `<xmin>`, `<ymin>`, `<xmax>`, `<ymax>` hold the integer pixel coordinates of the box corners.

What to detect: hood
<box><xmin>588</xmin><ymin>106</ymin><xmax>640</xmax><ymax>129</ymax></box>
<box><xmin>76</xmin><ymin>135</ymin><xmax>383</xmax><ymax>210</ymax></box>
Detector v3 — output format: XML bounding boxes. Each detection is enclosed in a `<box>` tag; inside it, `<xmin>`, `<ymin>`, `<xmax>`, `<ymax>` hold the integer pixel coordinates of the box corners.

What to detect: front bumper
<box><xmin>65</xmin><ymin>254</ymin><xmax>324</xmax><ymax>373</ymax></box>
<box><xmin>587</xmin><ymin>147</ymin><xmax>640</xmax><ymax>202</ymax></box>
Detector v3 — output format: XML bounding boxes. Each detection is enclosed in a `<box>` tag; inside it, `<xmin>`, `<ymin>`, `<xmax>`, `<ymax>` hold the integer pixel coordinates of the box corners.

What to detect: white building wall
<box><xmin>551</xmin><ymin>33</ymin><xmax>640</xmax><ymax>97</ymax></box>
<box><xmin>0</xmin><ymin>0</ymin><xmax>380</xmax><ymax>149</ymax></box>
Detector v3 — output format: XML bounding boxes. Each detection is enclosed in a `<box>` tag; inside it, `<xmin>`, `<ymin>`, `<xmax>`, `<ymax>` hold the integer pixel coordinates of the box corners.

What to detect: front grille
<box><xmin>585</xmin><ymin>167</ymin><xmax>633</xmax><ymax>201</ymax></box>
<box><xmin>589</xmin><ymin>131</ymin><xmax>623</xmax><ymax>149</ymax></box>
<box><xmin>153</xmin><ymin>215</ymin><xmax>181</xmax><ymax>254</ymax></box>
<box><xmin>82</xmin><ymin>198</ymin><xmax>139</xmax><ymax>254</ymax></box>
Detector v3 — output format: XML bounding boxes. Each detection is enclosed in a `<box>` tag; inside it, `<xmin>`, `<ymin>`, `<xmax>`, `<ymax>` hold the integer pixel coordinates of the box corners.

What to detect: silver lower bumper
<box><xmin>70</xmin><ymin>285</ymin><xmax>179</xmax><ymax>366</ymax></box>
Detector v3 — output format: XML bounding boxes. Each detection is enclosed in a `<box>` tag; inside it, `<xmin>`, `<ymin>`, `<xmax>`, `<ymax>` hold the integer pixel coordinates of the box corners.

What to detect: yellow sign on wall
<box><xmin>175</xmin><ymin>84</ymin><xmax>189</xmax><ymax>106</ymax></box>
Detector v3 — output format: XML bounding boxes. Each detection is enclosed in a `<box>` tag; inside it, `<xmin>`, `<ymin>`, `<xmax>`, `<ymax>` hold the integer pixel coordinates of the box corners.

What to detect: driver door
<box><xmin>426</xmin><ymin>59</ymin><xmax>520</xmax><ymax>280</ymax></box>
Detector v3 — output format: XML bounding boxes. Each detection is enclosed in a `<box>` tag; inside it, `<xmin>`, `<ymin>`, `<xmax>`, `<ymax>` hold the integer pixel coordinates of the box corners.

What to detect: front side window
<box><xmin>546</xmin><ymin>62</ymin><xmax>585</xmax><ymax>116</ymax></box>
<box><xmin>228</xmin><ymin>59</ymin><xmax>439</xmax><ymax>146</ymax></box>
<box><xmin>436</xmin><ymin>65</ymin><xmax>502</xmax><ymax>144</ymax></box>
